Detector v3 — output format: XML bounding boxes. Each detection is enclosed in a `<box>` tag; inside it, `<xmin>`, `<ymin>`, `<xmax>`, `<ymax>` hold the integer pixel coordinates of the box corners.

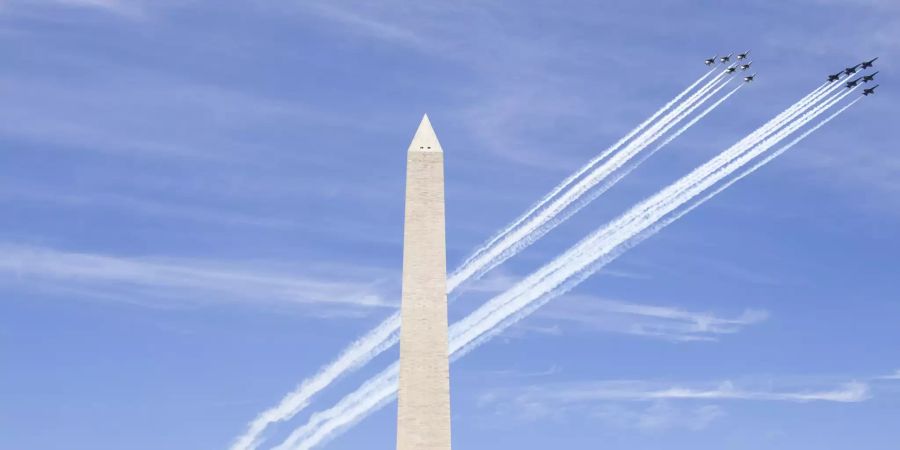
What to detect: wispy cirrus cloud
<box><xmin>0</xmin><ymin>182</ymin><xmax>296</xmax><ymax>229</ymax></box>
<box><xmin>1</xmin><ymin>0</ymin><xmax>145</xmax><ymax>17</ymax></box>
<box><xmin>0</xmin><ymin>244</ymin><xmax>396</xmax><ymax>314</ymax></box>
<box><xmin>256</xmin><ymin>1</ymin><xmax>622</xmax><ymax>170</ymax></box>
<box><xmin>875</xmin><ymin>369</ymin><xmax>900</xmax><ymax>380</ymax></box>
<box><xmin>478</xmin><ymin>378</ymin><xmax>870</xmax><ymax>430</ymax></box>
<box><xmin>460</xmin><ymin>271</ymin><xmax>767</xmax><ymax>342</ymax></box>
<box><xmin>0</xmin><ymin>72</ymin><xmax>327</xmax><ymax>162</ymax></box>
<box><xmin>590</xmin><ymin>402</ymin><xmax>725</xmax><ymax>432</ymax></box>
<box><xmin>517</xmin><ymin>294</ymin><xmax>768</xmax><ymax>342</ymax></box>
<box><xmin>298</xmin><ymin>2</ymin><xmax>432</xmax><ymax>50</ymax></box>
<box><xmin>537</xmin><ymin>380</ymin><xmax>870</xmax><ymax>403</ymax></box>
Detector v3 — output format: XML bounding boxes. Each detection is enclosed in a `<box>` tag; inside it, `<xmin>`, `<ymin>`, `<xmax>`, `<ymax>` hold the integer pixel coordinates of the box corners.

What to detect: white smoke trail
<box><xmin>461</xmin><ymin>69</ymin><xmax>718</xmax><ymax>269</ymax></box>
<box><xmin>461</xmin><ymin>82</ymin><xmax>849</xmax><ymax>375</ymax></box>
<box><xmin>652</xmin><ymin>84</ymin><xmax>744</xmax><ymax>155</ymax></box>
<box><xmin>446</xmin><ymin>71</ymin><xmax>734</xmax><ymax>288</ymax></box>
<box><xmin>644</xmin><ymin>96</ymin><xmax>862</xmax><ymax>248</ymax></box>
<box><xmin>231</xmin><ymin>71</ymin><xmax>735</xmax><ymax>450</ymax></box>
<box><xmin>447</xmin><ymin>77</ymin><xmax>736</xmax><ymax>304</ymax></box>
<box><xmin>451</xmin><ymin>85</ymin><xmax>852</xmax><ymax>357</ymax></box>
<box><xmin>278</xmin><ymin>85</ymin><xmax>858</xmax><ymax>450</ymax></box>
<box><xmin>654</xmin><ymin>84</ymin><xmax>851</xmax><ymax>223</ymax></box>
<box><xmin>444</xmin><ymin>74</ymin><xmax>735</xmax><ymax>339</ymax></box>
<box><xmin>719</xmin><ymin>98</ymin><xmax>861</xmax><ymax>194</ymax></box>
<box><xmin>453</xmin><ymin>88</ymin><xmax>858</xmax><ymax>357</ymax></box>
<box><xmin>620</xmin><ymin>81</ymin><xmax>842</xmax><ymax>226</ymax></box>
<box><xmin>519</xmin><ymin>82</ymin><xmax>744</xmax><ymax>256</ymax></box>
<box><xmin>228</xmin><ymin>316</ymin><xmax>400</xmax><ymax>450</ymax></box>
<box><xmin>272</xmin><ymin>364</ymin><xmax>400</xmax><ymax>450</ymax></box>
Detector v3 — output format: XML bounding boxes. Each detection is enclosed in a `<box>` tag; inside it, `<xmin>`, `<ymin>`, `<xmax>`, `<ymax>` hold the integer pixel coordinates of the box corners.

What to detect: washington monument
<box><xmin>395</xmin><ymin>114</ymin><xmax>453</xmax><ymax>450</ymax></box>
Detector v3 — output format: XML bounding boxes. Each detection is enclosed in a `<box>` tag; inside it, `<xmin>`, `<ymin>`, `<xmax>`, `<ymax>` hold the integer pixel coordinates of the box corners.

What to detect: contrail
<box><xmin>492</xmin><ymin>77</ymin><xmax>737</xmax><ymax>274</ymax></box>
<box><xmin>228</xmin><ymin>316</ymin><xmax>401</xmax><ymax>450</ymax></box>
<box><xmin>644</xmin><ymin>96</ymin><xmax>862</xmax><ymax>250</ymax></box>
<box><xmin>275</xmin><ymin>84</ymin><xmax>859</xmax><ymax>450</ymax></box>
<box><xmin>669</xmin><ymin>83</ymin><xmax>849</xmax><ymax>215</ymax></box>
<box><xmin>273</xmin><ymin>363</ymin><xmax>401</xmax><ymax>450</ymax></box>
<box><xmin>464</xmin><ymin>69</ymin><xmax>718</xmax><ymax>267</ymax></box>
<box><xmin>631</xmin><ymin>81</ymin><xmax>841</xmax><ymax>222</ymax></box>
<box><xmin>725</xmin><ymin>98</ymin><xmax>861</xmax><ymax>193</ymax></box>
<box><xmin>454</xmin><ymin>88</ymin><xmax>857</xmax><ymax>395</ymax></box>
<box><xmin>452</xmin><ymin>88</ymin><xmax>858</xmax><ymax>358</ymax></box>
<box><xmin>534</xmin><ymin>82</ymin><xmax>744</xmax><ymax>245</ymax></box>
<box><xmin>447</xmin><ymin>71</ymin><xmax>734</xmax><ymax>287</ymax></box>
<box><xmin>653</xmin><ymin>84</ymin><xmax>744</xmax><ymax>155</ymax></box>
<box><xmin>230</xmin><ymin>70</ymin><xmax>736</xmax><ymax>450</ymax></box>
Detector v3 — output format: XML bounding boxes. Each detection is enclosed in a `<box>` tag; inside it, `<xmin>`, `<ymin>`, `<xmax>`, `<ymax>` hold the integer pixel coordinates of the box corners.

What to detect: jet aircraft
<box><xmin>846</xmin><ymin>77</ymin><xmax>863</xmax><ymax>88</ymax></box>
<box><xmin>863</xmin><ymin>85</ymin><xmax>879</xmax><ymax>96</ymax></box>
<box><xmin>737</xmin><ymin>50</ymin><xmax>750</xmax><ymax>60</ymax></box>
<box><xmin>844</xmin><ymin>63</ymin><xmax>862</xmax><ymax>75</ymax></box>
<box><xmin>862</xmin><ymin>71</ymin><xmax>878</xmax><ymax>82</ymax></box>
<box><xmin>743</xmin><ymin>73</ymin><xmax>756</xmax><ymax>83</ymax></box>
<box><xmin>861</xmin><ymin>57</ymin><xmax>878</xmax><ymax>69</ymax></box>
<box><xmin>720</xmin><ymin>53</ymin><xmax>734</xmax><ymax>63</ymax></box>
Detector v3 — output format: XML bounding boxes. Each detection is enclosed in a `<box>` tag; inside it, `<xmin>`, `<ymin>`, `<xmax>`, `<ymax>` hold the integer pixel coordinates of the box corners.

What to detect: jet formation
<box><xmin>705</xmin><ymin>51</ymin><xmax>757</xmax><ymax>82</ymax></box>
<box><xmin>704</xmin><ymin>53</ymin><xmax>883</xmax><ymax>92</ymax></box>
<box><xmin>826</xmin><ymin>57</ymin><xmax>882</xmax><ymax>95</ymax></box>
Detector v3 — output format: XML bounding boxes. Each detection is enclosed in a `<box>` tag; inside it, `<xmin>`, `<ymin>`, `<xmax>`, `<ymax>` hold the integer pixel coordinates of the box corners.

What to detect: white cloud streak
<box><xmin>0</xmin><ymin>74</ymin><xmax>324</xmax><ymax>162</ymax></box>
<box><xmin>875</xmin><ymin>369</ymin><xmax>900</xmax><ymax>380</ymax></box>
<box><xmin>534</xmin><ymin>296</ymin><xmax>768</xmax><ymax>342</ymax></box>
<box><xmin>528</xmin><ymin>380</ymin><xmax>871</xmax><ymax>403</ymax></box>
<box><xmin>0</xmin><ymin>244</ymin><xmax>393</xmax><ymax>312</ymax></box>
<box><xmin>477</xmin><ymin>378</ymin><xmax>870</xmax><ymax>428</ymax></box>
<box><xmin>2</xmin><ymin>0</ymin><xmax>145</xmax><ymax>16</ymax></box>
<box><xmin>0</xmin><ymin>184</ymin><xmax>296</xmax><ymax>229</ymax></box>
<box><xmin>591</xmin><ymin>402</ymin><xmax>725</xmax><ymax>432</ymax></box>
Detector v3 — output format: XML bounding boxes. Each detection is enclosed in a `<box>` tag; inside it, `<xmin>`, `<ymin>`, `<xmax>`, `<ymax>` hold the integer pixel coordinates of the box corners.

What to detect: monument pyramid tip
<box><xmin>409</xmin><ymin>114</ymin><xmax>443</xmax><ymax>153</ymax></box>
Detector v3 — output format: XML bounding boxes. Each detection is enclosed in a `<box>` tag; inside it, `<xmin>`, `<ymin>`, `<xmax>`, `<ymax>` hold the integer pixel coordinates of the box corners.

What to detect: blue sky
<box><xmin>1</xmin><ymin>1</ymin><xmax>899</xmax><ymax>449</ymax></box>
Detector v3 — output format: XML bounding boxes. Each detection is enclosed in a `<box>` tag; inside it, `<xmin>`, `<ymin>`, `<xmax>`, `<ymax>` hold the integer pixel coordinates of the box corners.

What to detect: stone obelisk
<box><xmin>396</xmin><ymin>114</ymin><xmax>452</xmax><ymax>450</ymax></box>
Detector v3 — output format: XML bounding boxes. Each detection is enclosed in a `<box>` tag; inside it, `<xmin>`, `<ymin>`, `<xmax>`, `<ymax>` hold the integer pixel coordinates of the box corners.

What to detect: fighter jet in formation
<box><xmin>844</xmin><ymin>63</ymin><xmax>863</xmax><ymax>75</ymax></box>
<box><xmin>861</xmin><ymin>57</ymin><xmax>878</xmax><ymax>69</ymax></box>
<box><xmin>743</xmin><ymin>73</ymin><xmax>756</xmax><ymax>83</ymax></box>
<box><xmin>846</xmin><ymin>77</ymin><xmax>863</xmax><ymax>88</ymax></box>
<box><xmin>863</xmin><ymin>85</ymin><xmax>879</xmax><ymax>96</ymax></box>
<box><xmin>740</xmin><ymin>61</ymin><xmax>753</xmax><ymax>71</ymax></box>
<box><xmin>829</xmin><ymin>58</ymin><xmax>882</xmax><ymax>89</ymax></box>
<box><xmin>704</xmin><ymin>52</ymin><xmax>749</xmax><ymax>65</ymax></box>
<box><xmin>861</xmin><ymin>71</ymin><xmax>878</xmax><ymax>82</ymax></box>
<box><xmin>724</xmin><ymin>65</ymin><xmax>737</xmax><ymax>74</ymax></box>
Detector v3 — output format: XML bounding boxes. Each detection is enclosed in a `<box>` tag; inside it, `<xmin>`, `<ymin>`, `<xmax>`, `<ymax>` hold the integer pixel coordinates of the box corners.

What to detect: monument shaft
<box><xmin>396</xmin><ymin>115</ymin><xmax>452</xmax><ymax>450</ymax></box>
